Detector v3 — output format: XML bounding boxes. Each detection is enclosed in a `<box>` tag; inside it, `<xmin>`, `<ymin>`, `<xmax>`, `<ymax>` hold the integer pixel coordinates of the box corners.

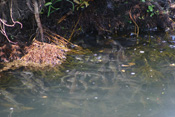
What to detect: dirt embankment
<box><xmin>0</xmin><ymin>0</ymin><xmax>175</xmax><ymax>70</ymax></box>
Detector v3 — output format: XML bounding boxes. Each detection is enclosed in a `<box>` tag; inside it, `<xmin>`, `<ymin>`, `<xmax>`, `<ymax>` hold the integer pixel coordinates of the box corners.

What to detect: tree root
<box><xmin>129</xmin><ymin>8</ymin><xmax>139</xmax><ymax>37</ymax></box>
<box><xmin>33</xmin><ymin>0</ymin><xmax>44</xmax><ymax>42</ymax></box>
<box><xmin>0</xmin><ymin>0</ymin><xmax>23</xmax><ymax>44</ymax></box>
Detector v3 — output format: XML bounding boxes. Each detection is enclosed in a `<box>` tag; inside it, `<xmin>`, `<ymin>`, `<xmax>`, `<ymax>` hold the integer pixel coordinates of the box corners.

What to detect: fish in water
<box><xmin>14</xmin><ymin>71</ymin><xmax>49</xmax><ymax>94</ymax></box>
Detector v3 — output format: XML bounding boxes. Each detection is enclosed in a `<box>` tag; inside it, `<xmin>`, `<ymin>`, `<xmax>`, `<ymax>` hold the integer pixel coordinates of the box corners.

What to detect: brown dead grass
<box><xmin>0</xmin><ymin>30</ymin><xmax>71</xmax><ymax>72</ymax></box>
<box><xmin>21</xmin><ymin>40</ymin><xmax>68</xmax><ymax>66</ymax></box>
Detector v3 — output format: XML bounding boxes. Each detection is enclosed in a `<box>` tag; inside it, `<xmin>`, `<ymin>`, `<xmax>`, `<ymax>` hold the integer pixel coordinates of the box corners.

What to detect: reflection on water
<box><xmin>1</xmin><ymin>34</ymin><xmax>175</xmax><ymax>117</ymax></box>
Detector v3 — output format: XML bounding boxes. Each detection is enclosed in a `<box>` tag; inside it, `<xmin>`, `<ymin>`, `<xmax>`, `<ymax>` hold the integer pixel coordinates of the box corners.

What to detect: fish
<box><xmin>20</xmin><ymin>71</ymin><xmax>34</xmax><ymax>79</ymax></box>
<box><xmin>19</xmin><ymin>71</ymin><xmax>48</xmax><ymax>94</ymax></box>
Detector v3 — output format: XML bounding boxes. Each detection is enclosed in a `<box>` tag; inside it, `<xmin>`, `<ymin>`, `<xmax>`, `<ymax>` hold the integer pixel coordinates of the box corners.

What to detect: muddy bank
<box><xmin>1</xmin><ymin>0</ymin><xmax>175</xmax><ymax>70</ymax></box>
<box><xmin>49</xmin><ymin>0</ymin><xmax>175</xmax><ymax>37</ymax></box>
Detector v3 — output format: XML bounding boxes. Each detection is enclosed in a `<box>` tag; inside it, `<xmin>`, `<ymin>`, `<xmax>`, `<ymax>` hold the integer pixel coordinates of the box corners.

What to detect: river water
<box><xmin>0</xmin><ymin>33</ymin><xmax>175</xmax><ymax>117</ymax></box>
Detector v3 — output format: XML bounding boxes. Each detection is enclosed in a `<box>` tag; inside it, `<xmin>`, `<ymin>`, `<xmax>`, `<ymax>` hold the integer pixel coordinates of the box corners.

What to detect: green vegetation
<box><xmin>140</xmin><ymin>0</ymin><xmax>145</xmax><ymax>2</ymax></box>
<box><xmin>73</xmin><ymin>0</ymin><xmax>90</xmax><ymax>10</ymax></box>
<box><xmin>44</xmin><ymin>0</ymin><xmax>90</xmax><ymax>17</ymax></box>
<box><xmin>44</xmin><ymin>0</ymin><xmax>61</xmax><ymax>17</ymax></box>
<box><xmin>146</xmin><ymin>5</ymin><xmax>159</xmax><ymax>17</ymax></box>
<box><xmin>44</xmin><ymin>0</ymin><xmax>75</xmax><ymax>17</ymax></box>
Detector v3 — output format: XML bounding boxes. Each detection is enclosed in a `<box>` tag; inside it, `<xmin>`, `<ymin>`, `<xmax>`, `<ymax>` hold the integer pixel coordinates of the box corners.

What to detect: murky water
<box><xmin>1</xmin><ymin>34</ymin><xmax>175</xmax><ymax>117</ymax></box>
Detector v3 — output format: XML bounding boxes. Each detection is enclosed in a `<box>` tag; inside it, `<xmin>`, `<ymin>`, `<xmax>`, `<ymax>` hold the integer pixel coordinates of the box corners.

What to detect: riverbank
<box><xmin>1</xmin><ymin>0</ymin><xmax>175</xmax><ymax>71</ymax></box>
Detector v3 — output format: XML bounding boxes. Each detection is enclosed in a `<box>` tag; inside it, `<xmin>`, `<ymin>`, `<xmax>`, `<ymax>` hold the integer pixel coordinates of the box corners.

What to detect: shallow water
<box><xmin>0</xmin><ymin>34</ymin><xmax>175</xmax><ymax>117</ymax></box>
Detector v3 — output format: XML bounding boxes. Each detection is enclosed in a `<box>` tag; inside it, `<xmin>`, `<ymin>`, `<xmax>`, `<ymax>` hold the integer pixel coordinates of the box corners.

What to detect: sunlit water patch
<box><xmin>0</xmin><ymin>35</ymin><xmax>175</xmax><ymax>117</ymax></box>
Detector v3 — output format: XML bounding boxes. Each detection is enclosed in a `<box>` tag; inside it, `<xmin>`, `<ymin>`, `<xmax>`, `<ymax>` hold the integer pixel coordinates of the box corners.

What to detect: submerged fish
<box><xmin>20</xmin><ymin>71</ymin><xmax>33</xmax><ymax>79</ymax></box>
<box><xmin>18</xmin><ymin>71</ymin><xmax>49</xmax><ymax>94</ymax></box>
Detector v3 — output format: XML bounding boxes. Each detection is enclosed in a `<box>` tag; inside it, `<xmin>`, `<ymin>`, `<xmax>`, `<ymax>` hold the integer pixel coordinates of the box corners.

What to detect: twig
<box><xmin>0</xmin><ymin>23</ymin><xmax>17</xmax><ymax>44</ymax></box>
<box><xmin>129</xmin><ymin>8</ymin><xmax>139</xmax><ymax>37</ymax></box>
<box><xmin>10</xmin><ymin>0</ymin><xmax>23</xmax><ymax>28</ymax></box>
<box><xmin>57</xmin><ymin>10</ymin><xmax>73</xmax><ymax>24</ymax></box>
<box><xmin>26</xmin><ymin>0</ymin><xmax>34</xmax><ymax>12</ymax></box>
<box><xmin>0</xmin><ymin>0</ymin><xmax>23</xmax><ymax>44</ymax></box>
<box><xmin>68</xmin><ymin>13</ymin><xmax>82</xmax><ymax>41</ymax></box>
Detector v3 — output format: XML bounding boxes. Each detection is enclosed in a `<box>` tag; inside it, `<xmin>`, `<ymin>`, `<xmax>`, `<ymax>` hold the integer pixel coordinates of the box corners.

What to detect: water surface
<box><xmin>0</xmin><ymin>34</ymin><xmax>175</xmax><ymax>117</ymax></box>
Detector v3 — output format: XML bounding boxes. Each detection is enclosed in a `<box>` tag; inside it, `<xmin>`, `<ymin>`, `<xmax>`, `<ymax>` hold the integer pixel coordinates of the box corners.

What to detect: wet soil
<box><xmin>1</xmin><ymin>0</ymin><xmax>175</xmax><ymax>70</ymax></box>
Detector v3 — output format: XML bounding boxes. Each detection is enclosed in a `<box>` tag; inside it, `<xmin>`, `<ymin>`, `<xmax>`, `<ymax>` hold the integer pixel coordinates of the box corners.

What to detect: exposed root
<box><xmin>0</xmin><ymin>23</ymin><xmax>17</xmax><ymax>44</ymax></box>
<box><xmin>0</xmin><ymin>28</ymin><xmax>71</xmax><ymax>72</ymax></box>
<box><xmin>129</xmin><ymin>8</ymin><xmax>139</xmax><ymax>37</ymax></box>
<box><xmin>0</xmin><ymin>0</ymin><xmax>23</xmax><ymax>44</ymax></box>
<box><xmin>33</xmin><ymin>0</ymin><xmax>44</xmax><ymax>42</ymax></box>
<box><xmin>0</xmin><ymin>28</ymin><xmax>91</xmax><ymax>72</ymax></box>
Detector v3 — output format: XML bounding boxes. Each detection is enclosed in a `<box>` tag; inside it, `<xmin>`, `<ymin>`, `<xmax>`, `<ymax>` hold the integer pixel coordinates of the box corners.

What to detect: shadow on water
<box><xmin>1</xmin><ymin>33</ymin><xmax>175</xmax><ymax>117</ymax></box>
